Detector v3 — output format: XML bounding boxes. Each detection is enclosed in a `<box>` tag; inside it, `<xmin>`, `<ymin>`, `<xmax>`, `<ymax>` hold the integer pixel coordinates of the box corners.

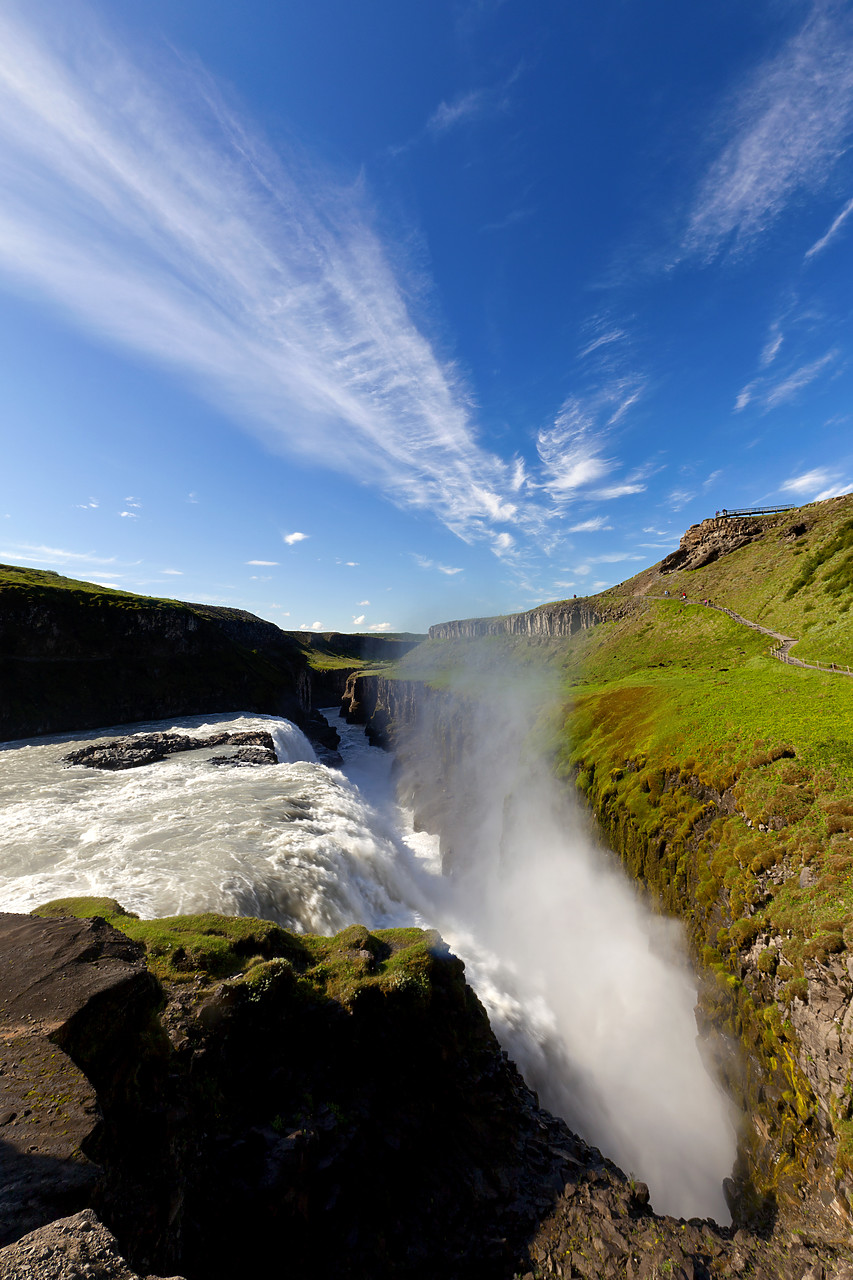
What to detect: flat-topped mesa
<box><xmin>428</xmin><ymin>598</ymin><xmax>603</xmax><ymax>640</ymax></box>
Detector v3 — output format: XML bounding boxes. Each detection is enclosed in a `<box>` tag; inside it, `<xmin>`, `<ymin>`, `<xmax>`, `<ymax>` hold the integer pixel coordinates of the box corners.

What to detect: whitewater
<box><xmin>0</xmin><ymin>707</ymin><xmax>737</xmax><ymax>1221</ymax></box>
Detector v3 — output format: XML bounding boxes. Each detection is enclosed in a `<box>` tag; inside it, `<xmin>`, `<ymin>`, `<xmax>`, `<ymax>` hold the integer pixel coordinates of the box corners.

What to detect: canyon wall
<box><xmin>341</xmin><ymin>663</ymin><xmax>853</xmax><ymax>1245</ymax></box>
<box><xmin>0</xmin><ymin>568</ymin><xmax>413</xmax><ymax>742</ymax></box>
<box><xmin>428</xmin><ymin>598</ymin><xmax>604</xmax><ymax>640</ymax></box>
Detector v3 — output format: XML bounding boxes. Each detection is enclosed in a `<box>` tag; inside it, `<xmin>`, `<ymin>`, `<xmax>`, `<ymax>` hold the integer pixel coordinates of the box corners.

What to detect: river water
<box><xmin>0</xmin><ymin>707</ymin><xmax>736</xmax><ymax>1222</ymax></box>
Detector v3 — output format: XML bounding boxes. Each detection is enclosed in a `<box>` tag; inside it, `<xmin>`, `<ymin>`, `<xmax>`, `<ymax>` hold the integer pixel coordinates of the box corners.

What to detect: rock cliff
<box><xmin>659</xmin><ymin>516</ymin><xmax>769</xmax><ymax>573</ymax></box>
<box><xmin>428</xmin><ymin>598</ymin><xmax>604</xmax><ymax>640</ymax></box>
<box><xmin>5</xmin><ymin>903</ymin><xmax>852</xmax><ymax>1280</ymax></box>
<box><xmin>0</xmin><ymin>564</ymin><xmax>416</xmax><ymax>743</ymax></box>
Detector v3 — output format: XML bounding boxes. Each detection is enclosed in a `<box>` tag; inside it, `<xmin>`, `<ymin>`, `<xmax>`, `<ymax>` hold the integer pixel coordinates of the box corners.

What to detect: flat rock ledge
<box><xmin>0</xmin><ymin>1210</ymin><xmax>185</xmax><ymax>1280</ymax></box>
<box><xmin>61</xmin><ymin>730</ymin><xmax>278</xmax><ymax>770</ymax></box>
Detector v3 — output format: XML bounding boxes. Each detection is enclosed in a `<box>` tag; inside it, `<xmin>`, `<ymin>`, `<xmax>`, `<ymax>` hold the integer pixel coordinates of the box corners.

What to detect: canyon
<box><xmin>2</xmin><ymin>493</ymin><xmax>853</xmax><ymax>1277</ymax></box>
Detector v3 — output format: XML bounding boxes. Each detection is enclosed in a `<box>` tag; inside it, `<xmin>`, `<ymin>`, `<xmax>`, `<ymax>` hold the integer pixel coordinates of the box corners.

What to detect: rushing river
<box><xmin>0</xmin><ymin>708</ymin><xmax>737</xmax><ymax>1222</ymax></box>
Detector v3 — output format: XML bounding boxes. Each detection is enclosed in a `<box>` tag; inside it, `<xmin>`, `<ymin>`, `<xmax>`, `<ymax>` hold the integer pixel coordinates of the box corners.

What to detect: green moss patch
<box><xmin>30</xmin><ymin>898</ymin><xmax>446</xmax><ymax>1008</ymax></box>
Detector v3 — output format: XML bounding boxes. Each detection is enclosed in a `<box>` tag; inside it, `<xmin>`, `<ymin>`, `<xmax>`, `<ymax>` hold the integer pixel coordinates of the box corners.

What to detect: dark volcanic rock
<box><xmin>208</xmin><ymin>746</ymin><xmax>277</xmax><ymax>766</ymax></box>
<box><xmin>0</xmin><ymin>914</ymin><xmax>160</xmax><ymax>1249</ymax></box>
<box><xmin>62</xmin><ymin>730</ymin><xmax>278</xmax><ymax>770</ymax></box>
<box><xmin>428</xmin><ymin>598</ymin><xmax>602</xmax><ymax>640</ymax></box>
<box><xmin>4</xmin><ymin>907</ymin><xmax>853</xmax><ymax>1280</ymax></box>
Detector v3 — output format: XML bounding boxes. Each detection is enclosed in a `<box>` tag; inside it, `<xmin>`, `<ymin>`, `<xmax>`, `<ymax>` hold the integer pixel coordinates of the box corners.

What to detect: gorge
<box><xmin>2</xmin><ymin>494</ymin><xmax>853</xmax><ymax>1279</ymax></box>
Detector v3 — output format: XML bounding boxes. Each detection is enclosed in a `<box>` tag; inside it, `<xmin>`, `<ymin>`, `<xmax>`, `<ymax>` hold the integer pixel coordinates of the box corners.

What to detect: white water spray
<box><xmin>0</xmin><ymin>703</ymin><xmax>736</xmax><ymax>1220</ymax></box>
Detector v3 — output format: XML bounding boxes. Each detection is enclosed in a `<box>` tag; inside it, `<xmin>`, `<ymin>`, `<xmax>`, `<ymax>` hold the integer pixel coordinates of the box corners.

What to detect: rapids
<box><xmin>0</xmin><ymin>707</ymin><xmax>736</xmax><ymax>1221</ymax></box>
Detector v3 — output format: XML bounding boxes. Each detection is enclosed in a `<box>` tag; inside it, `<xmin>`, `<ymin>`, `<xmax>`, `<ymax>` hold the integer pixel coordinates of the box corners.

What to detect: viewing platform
<box><xmin>714</xmin><ymin>504</ymin><xmax>797</xmax><ymax>518</ymax></box>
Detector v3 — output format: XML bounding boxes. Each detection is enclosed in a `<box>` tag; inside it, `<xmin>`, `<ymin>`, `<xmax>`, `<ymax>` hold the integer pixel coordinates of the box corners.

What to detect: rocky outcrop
<box><xmin>428</xmin><ymin>599</ymin><xmax>603</xmax><ymax>640</ymax></box>
<box><xmin>62</xmin><ymin>730</ymin><xmax>280</xmax><ymax>770</ymax></box>
<box><xmin>0</xmin><ymin>1211</ymin><xmax>185</xmax><ymax>1280</ymax></box>
<box><xmin>7</xmin><ymin>904</ymin><xmax>853</xmax><ymax>1280</ymax></box>
<box><xmin>298</xmin><ymin>631</ymin><xmax>423</xmax><ymax>662</ymax></box>
<box><xmin>0</xmin><ymin>914</ymin><xmax>163</xmax><ymax>1253</ymax></box>
<box><xmin>660</xmin><ymin>517</ymin><xmax>767</xmax><ymax>573</ymax></box>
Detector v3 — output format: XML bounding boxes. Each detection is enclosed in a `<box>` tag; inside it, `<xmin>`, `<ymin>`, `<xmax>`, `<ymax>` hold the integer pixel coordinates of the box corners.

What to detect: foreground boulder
<box><xmin>3</xmin><ymin>901</ymin><xmax>853</xmax><ymax>1279</ymax></box>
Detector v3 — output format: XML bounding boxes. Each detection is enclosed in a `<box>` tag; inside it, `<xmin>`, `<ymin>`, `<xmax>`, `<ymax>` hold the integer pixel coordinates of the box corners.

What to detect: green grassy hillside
<box><xmin>623</xmin><ymin>491</ymin><xmax>853</xmax><ymax>664</ymax></box>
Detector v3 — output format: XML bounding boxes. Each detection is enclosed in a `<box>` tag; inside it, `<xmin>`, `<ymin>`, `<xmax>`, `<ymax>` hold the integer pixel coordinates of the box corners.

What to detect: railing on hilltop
<box><xmin>714</xmin><ymin>505</ymin><xmax>797</xmax><ymax>518</ymax></box>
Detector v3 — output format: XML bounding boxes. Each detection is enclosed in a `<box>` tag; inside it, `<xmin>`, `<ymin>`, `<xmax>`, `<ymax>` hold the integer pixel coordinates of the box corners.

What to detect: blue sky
<box><xmin>1</xmin><ymin>0</ymin><xmax>852</xmax><ymax>633</ymax></box>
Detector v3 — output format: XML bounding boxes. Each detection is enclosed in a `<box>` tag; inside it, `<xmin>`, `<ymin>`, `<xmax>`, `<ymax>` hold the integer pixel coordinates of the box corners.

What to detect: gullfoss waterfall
<box><xmin>0</xmin><ymin>706</ymin><xmax>737</xmax><ymax>1221</ymax></box>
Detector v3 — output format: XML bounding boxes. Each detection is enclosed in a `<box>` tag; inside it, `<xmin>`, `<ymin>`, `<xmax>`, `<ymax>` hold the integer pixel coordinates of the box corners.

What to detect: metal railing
<box><xmin>714</xmin><ymin>505</ymin><xmax>797</xmax><ymax>518</ymax></box>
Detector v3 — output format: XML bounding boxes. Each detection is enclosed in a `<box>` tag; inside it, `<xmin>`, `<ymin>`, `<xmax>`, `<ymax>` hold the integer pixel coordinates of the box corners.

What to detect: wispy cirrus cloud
<box><xmin>735</xmin><ymin>348</ymin><xmax>839</xmax><ymax>413</ymax></box>
<box><xmin>760</xmin><ymin>328</ymin><xmax>784</xmax><ymax>368</ymax></box>
<box><xmin>412</xmin><ymin>553</ymin><xmax>464</xmax><ymax>575</ymax></box>
<box><xmin>567</xmin><ymin>516</ymin><xmax>612</xmax><ymax>532</ymax></box>
<box><xmin>684</xmin><ymin>3</ymin><xmax>853</xmax><ymax>260</ymax></box>
<box><xmin>0</xmin><ymin>542</ymin><xmax>121</xmax><ymax>568</ymax></box>
<box><xmin>780</xmin><ymin>466</ymin><xmax>852</xmax><ymax>500</ymax></box>
<box><xmin>536</xmin><ymin>379</ymin><xmax>645</xmax><ymax>502</ymax></box>
<box><xmin>805</xmin><ymin>193</ymin><xmax>853</xmax><ymax>259</ymax></box>
<box><xmin>427</xmin><ymin>89</ymin><xmax>486</xmax><ymax>134</ymax></box>
<box><xmin>0</xmin><ymin>3</ymin><xmax>523</xmax><ymax>549</ymax></box>
<box><xmin>578</xmin><ymin>329</ymin><xmax>627</xmax><ymax>360</ymax></box>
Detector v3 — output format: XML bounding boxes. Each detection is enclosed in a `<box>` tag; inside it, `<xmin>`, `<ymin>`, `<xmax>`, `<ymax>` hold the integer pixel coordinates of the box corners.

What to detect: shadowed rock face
<box><xmin>4</xmin><ymin>907</ymin><xmax>853</xmax><ymax>1280</ymax></box>
<box><xmin>0</xmin><ymin>915</ymin><xmax>161</xmax><ymax>1249</ymax></box>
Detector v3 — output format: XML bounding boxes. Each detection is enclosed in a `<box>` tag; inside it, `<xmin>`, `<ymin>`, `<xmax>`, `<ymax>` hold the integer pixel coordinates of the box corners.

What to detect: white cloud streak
<box><xmin>0</xmin><ymin>542</ymin><xmax>119</xmax><ymax>566</ymax></box>
<box><xmin>805</xmin><ymin>193</ymin><xmax>853</xmax><ymax>259</ymax></box>
<box><xmin>567</xmin><ymin>517</ymin><xmax>612</xmax><ymax>532</ymax></box>
<box><xmin>427</xmin><ymin>90</ymin><xmax>485</xmax><ymax>133</ymax></box>
<box><xmin>684</xmin><ymin>3</ymin><xmax>853</xmax><ymax>259</ymax></box>
<box><xmin>759</xmin><ymin>331</ymin><xmax>783</xmax><ymax>368</ymax></box>
<box><xmin>590</xmin><ymin>483</ymin><xmax>646</xmax><ymax>501</ymax></box>
<box><xmin>735</xmin><ymin>348</ymin><xmax>838</xmax><ymax>413</ymax></box>
<box><xmin>283</xmin><ymin>532</ymin><xmax>308</xmax><ymax>546</ymax></box>
<box><xmin>0</xmin><ymin>4</ymin><xmax>522</xmax><ymax>547</ymax></box>
<box><xmin>578</xmin><ymin>329</ymin><xmax>626</xmax><ymax>359</ymax></box>
<box><xmin>780</xmin><ymin>466</ymin><xmax>851</xmax><ymax>499</ymax></box>
<box><xmin>536</xmin><ymin>377</ymin><xmax>646</xmax><ymax>507</ymax></box>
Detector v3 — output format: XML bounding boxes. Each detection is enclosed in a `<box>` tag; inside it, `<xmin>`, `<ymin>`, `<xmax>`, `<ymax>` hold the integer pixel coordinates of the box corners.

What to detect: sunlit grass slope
<box><xmin>622</xmin><ymin>491</ymin><xmax>853</xmax><ymax>665</ymax></box>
